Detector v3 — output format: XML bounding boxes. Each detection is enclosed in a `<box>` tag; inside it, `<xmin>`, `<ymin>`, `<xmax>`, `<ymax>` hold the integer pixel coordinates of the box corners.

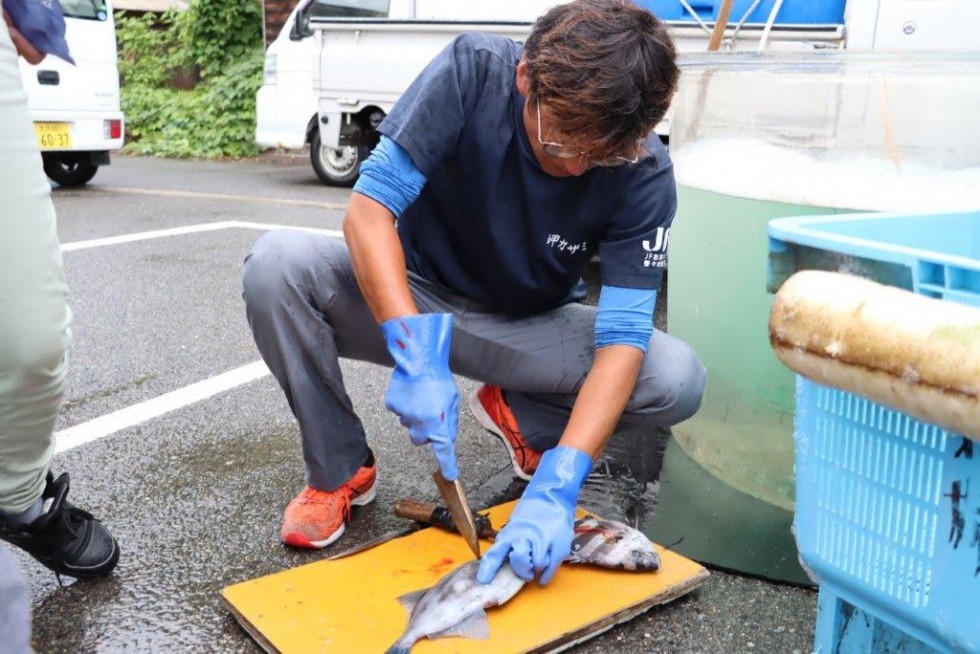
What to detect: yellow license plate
<box><xmin>35</xmin><ymin>122</ymin><xmax>72</xmax><ymax>150</ymax></box>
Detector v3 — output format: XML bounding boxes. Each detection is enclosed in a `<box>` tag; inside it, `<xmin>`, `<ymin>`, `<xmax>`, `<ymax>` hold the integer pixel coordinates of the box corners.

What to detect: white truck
<box><xmin>257</xmin><ymin>0</ymin><xmax>558</xmax><ymax>185</ymax></box>
<box><xmin>256</xmin><ymin>0</ymin><xmax>978</xmax><ymax>186</ymax></box>
<box><xmin>19</xmin><ymin>0</ymin><xmax>125</xmax><ymax>186</ymax></box>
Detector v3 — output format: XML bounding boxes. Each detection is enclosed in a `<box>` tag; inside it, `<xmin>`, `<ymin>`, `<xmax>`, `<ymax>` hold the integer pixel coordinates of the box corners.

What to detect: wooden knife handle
<box><xmin>394</xmin><ymin>499</ymin><xmax>439</xmax><ymax>523</ymax></box>
<box><xmin>395</xmin><ymin>498</ymin><xmax>497</xmax><ymax>539</ymax></box>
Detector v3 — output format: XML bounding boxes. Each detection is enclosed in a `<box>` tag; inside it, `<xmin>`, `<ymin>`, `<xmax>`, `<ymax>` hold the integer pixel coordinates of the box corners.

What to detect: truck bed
<box><xmin>310</xmin><ymin>17</ymin><xmax>844</xmax><ymax>147</ymax></box>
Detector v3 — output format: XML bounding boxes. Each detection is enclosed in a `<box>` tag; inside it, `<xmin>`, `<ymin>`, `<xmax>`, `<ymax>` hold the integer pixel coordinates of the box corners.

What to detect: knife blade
<box><xmin>432</xmin><ymin>469</ymin><xmax>481</xmax><ymax>559</ymax></box>
<box><xmin>324</xmin><ymin>525</ymin><xmax>420</xmax><ymax>560</ymax></box>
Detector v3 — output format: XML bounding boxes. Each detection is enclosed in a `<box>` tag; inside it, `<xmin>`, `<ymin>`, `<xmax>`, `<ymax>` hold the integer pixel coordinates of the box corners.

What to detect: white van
<box><xmin>256</xmin><ymin>0</ymin><xmax>560</xmax><ymax>186</ymax></box>
<box><xmin>19</xmin><ymin>0</ymin><xmax>124</xmax><ymax>187</ymax></box>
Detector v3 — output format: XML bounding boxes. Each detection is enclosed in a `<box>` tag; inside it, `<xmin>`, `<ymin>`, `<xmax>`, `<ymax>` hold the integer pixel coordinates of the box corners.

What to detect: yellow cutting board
<box><xmin>221</xmin><ymin>501</ymin><xmax>709</xmax><ymax>653</ymax></box>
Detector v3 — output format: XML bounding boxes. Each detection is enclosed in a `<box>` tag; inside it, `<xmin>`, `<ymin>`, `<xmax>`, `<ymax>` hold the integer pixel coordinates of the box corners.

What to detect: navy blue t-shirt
<box><xmin>379</xmin><ymin>33</ymin><xmax>676</xmax><ymax>316</ymax></box>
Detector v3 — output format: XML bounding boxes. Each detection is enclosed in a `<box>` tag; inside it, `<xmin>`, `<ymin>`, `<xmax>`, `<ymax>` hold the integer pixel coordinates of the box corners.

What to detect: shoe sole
<box><xmin>281</xmin><ymin>480</ymin><xmax>378</xmax><ymax>549</ymax></box>
<box><xmin>468</xmin><ymin>391</ymin><xmax>533</xmax><ymax>482</ymax></box>
<box><xmin>351</xmin><ymin>481</ymin><xmax>377</xmax><ymax>507</ymax></box>
<box><xmin>283</xmin><ymin>526</ymin><xmax>347</xmax><ymax>549</ymax></box>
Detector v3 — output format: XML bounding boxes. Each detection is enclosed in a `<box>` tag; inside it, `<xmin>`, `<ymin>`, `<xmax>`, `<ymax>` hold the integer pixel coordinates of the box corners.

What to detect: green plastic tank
<box><xmin>650</xmin><ymin>52</ymin><xmax>980</xmax><ymax>583</ymax></box>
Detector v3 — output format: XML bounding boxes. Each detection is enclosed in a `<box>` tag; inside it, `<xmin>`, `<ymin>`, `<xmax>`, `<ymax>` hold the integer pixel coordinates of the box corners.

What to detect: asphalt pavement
<box><xmin>12</xmin><ymin>153</ymin><xmax>817</xmax><ymax>653</ymax></box>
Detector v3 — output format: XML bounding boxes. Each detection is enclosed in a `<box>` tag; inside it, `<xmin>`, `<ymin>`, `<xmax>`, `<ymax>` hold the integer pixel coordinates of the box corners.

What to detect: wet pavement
<box><xmin>12</xmin><ymin>154</ymin><xmax>817</xmax><ymax>653</ymax></box>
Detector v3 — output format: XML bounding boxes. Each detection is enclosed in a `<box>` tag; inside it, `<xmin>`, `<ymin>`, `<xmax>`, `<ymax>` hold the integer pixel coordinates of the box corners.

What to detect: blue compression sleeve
<box><xmin>595</xmin><ymin>285</ymin><xmax>657</xmax><ymax>353</ymax></box>
<box><xmin>353</xmin><ymin>136</ymin><xmax>427</xmax><ymax>217</ymax></box>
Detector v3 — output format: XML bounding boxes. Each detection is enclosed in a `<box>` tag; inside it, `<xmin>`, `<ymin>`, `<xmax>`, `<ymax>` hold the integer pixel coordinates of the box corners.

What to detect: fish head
<box><xmin>626</xmin><ymin>545</ymin><xmax>661</xmax><ymax>571</ymax></box>
<box><xmin>570</xmin><ymin>516</ymin><xmax>662</xmax><ymax>571</ymax></box>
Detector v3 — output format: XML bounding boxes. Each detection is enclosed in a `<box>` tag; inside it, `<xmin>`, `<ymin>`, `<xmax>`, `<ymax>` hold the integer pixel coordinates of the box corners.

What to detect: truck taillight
<box><xmin>104</xmin><ymin>119</ymin><xmax>122</xmax><ymax>139</ymax></box>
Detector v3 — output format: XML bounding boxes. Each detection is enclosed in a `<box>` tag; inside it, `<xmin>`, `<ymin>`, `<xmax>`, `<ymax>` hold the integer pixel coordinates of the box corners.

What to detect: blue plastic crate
<box><xmin>769</xmin><ymin>210</ymin><xmax>980</xmax><ymax>307</ymax></box>
<box><xmin>768</xmin><ymin>210</ymin><xmax>980</xmax><ymax>653</ymax></box>
<box><xmin>637</xmin><ymin>0</ymin><xmax>846</xmax><ymax>24</ymax></box>
<box><xmin>795</xmin><ymin>381</ymin><xmax>980</xmax><ymax>652</ymax></box>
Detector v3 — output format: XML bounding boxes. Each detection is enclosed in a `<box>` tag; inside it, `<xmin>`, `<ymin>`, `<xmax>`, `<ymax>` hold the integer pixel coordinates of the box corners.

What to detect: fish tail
<box><xmin>384</xmin><ymin>642</ymin><xmax>412</xmax><ymax>654</ymax></box>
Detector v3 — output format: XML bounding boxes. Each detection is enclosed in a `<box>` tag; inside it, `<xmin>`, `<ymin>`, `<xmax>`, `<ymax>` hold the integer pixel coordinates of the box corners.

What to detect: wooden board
<box><xmin>221</xmin><ymin>502</ymin><xmax>709</xmax><ymax>653</ymax></box>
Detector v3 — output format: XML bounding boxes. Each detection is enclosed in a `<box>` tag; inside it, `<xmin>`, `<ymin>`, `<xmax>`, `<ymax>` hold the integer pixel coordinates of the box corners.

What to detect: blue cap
<box><xmin>4</xmin><ymin>0</ymin><xmax>75</xmax><ymax>65</ymax></box>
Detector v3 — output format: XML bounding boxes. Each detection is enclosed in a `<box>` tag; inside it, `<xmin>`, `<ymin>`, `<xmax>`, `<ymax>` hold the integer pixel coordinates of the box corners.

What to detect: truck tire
<box><xmin>42</xmin><ymin>152</ymin><xmax>99</xmax><ymax>187</ymax></box>
<box><xmin>310</xmin><ymin>130</ymin><xmax>367</xmax><ymax>187</ymax></box>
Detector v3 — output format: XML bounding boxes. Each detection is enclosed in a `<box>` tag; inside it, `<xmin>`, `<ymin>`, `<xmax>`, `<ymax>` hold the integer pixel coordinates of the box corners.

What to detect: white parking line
<box><xmin>57</xmin><ymin>220</ymin><xmax>344</xmax><ymax>452</ymax></box>
<box><xmin>54</xmin><ymin>361</ymin><xmax>272</xmax><ymax>454</ymax></box>
<box><xmin>63</xmin><ymin>221</ymin><xmax>238</xmax><ymax>251</ymax></box>
<box><xmin>62</xmin><ymin>220</ymin><xmax>344</xmax><ymax>252</ymax></box>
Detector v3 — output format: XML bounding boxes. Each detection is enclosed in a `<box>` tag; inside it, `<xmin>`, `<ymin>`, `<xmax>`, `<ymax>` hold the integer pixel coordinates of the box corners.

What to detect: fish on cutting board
<box><xmin>386</xmin><ymin>517</ymin><xmax>660</xmax><ymax>652</ymax></box>
<box><xmin>566</xmin><ymin>516</ymin><xmax>661</xmax><ymax>571</ymax></box>
<box><xmin>386</xmin><ymin>560</ymin><xmax>524</xmax><ymax>654</ymax></box>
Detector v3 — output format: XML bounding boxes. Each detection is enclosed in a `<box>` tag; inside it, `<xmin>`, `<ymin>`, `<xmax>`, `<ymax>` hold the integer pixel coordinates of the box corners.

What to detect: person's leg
<box><xmin>0</xmin><ymin>546</ymin><xmax>32</xmax><ymax>654</ymax></box>
<box><xmin>505</xmin><ymin>330</ymin><xmax>706</xmax><ymax>448</ymax></box>
<box><xmin>244</xmin><ymin>231</ymin><xmax>398</xmax><ymax>547</ymax></box>
<box><xmin>243</xmin><ymin>234</ymin><xmax>477</xmax><ymax>547</ymax></box>
<box><xmin>243</xmin><ymin>230</ymin><xmax>390</xmax><ymax>492</ymax></box>
<box><xmin>0</xmin><ymin>33</ymin><xmax>68</xmax><ymax>520</ymax></box>
<box><xmin>455</xmin><ymin>299</ymin><xmax>706</xmax><ymax>451</ymax></box>
<box><xmin>0</xmin><ymin>26</ymin><xmax>119</xmax><ymax>578</ymax></box>
<box><xmin>243</xmin><ymin>234</ymin><xmax>481</xmax><ymax>488</ymax></box>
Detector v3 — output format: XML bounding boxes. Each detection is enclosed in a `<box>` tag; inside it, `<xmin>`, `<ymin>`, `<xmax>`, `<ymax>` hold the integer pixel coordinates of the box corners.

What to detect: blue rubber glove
<box><xmin>381</xmin><ymin>313</ymin><xmax>460</xmax><ymax>481</ymax></box>
<box><xmin>476</xmin><ymin>446</ymin><xmax>592</xmax><ymax>586</ymax></box>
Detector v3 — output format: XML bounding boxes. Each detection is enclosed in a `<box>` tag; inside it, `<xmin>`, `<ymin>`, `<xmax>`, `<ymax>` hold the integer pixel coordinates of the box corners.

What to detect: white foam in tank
<box><xmin>672</xmin><ymin>139</ymin><xmax>980</xmax><ymax>212</ymax></box>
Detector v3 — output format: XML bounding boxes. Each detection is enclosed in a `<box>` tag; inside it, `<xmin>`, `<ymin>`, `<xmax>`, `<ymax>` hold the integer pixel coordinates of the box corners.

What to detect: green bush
<box><xmin>182</xmin><ymin>0</ymin><xmax>262</xmax><ymax>80</ymax></box>
<box><xmin>116</xmin><ymin>9</ymin><xmax>186</xmax><ymax>88</ymax></box>
<box><xmin>116</xmin><ymin>0</ymin><xmax>264</xmax><ymax>159</ymax></box>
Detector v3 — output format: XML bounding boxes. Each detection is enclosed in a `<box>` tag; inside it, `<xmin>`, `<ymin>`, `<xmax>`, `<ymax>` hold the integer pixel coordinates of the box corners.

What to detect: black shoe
<box><xmin>0</xmin><ymin>472</ymin><xmax>119</xmax><ymax>579</ymax></box>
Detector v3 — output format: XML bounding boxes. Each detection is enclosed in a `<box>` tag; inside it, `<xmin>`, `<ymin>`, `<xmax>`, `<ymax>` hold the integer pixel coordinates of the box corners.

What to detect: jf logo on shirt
<box><xmin>642</xmin><ymin>227</ymin><xmax>670</xmax><ymax>268</ymax></box>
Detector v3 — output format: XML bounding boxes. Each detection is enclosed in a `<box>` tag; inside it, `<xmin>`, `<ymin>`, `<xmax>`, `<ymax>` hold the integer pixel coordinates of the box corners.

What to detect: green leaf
<box><xmin>116</xmin><ymin>0</ymin><xmax>264</xmax><ymax>159</ymax></box>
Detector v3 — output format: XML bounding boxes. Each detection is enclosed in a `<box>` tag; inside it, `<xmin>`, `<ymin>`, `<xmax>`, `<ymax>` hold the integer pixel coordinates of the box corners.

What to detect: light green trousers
<box><xmin>0</xmin><ymin>27</ymin><xmax>71</xmax><ymax>514</ymax></box>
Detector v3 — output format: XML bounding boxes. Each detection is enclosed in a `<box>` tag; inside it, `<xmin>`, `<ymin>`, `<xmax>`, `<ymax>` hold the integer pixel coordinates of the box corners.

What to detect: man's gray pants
<box><xmin>243</xmin><ymin>230</ymin><xmax>706</xmax><ymax>491</ymax></box>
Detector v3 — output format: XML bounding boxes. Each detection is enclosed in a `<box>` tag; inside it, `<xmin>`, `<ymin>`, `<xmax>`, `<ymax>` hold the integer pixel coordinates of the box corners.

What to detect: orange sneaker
<box><xmin>469</xmin><ymin>385</ymin><xmax>542</xmax><ymax>481</ymax></box>
<box><xmin>280</xmin><ymin>452</ymin><xmax>377</xmax><ymax>549</ymax></box>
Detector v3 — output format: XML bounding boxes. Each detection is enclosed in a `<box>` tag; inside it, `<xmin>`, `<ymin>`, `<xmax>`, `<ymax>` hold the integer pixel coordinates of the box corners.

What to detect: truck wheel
<box><xmin>42</xmin><ymin>153</ymin><xmax>99</xmax><ymax>187</ymax></box>
<box><xmin>310</xmin><ymin>130</ymin><xmax>366</xmax><ymax>187</ymax></box>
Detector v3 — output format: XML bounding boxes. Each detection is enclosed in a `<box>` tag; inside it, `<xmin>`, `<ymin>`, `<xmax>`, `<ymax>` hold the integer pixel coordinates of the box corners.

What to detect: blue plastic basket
<box><xmin>768</xmin><ymin>210</ymin><xmax>980</xmax><ymax>653</ymax></box>
<box><xmin>769</xmin><ymin>210</ymin><xmax>980</xmax><ymax>307</ymax></box>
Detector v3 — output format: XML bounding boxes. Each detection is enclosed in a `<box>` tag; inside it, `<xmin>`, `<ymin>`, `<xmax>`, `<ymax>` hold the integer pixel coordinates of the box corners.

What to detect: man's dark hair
<box><xmin>524</xmin><ymin>0</ymin><xmax>679</xmax><ymax>159</ymax></box>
